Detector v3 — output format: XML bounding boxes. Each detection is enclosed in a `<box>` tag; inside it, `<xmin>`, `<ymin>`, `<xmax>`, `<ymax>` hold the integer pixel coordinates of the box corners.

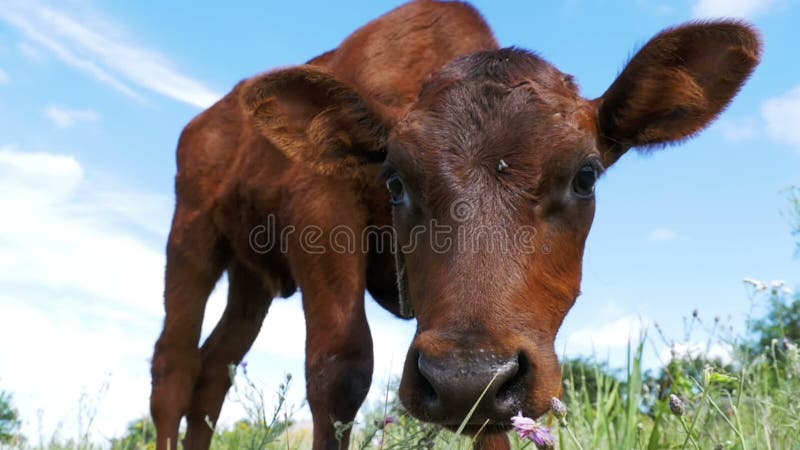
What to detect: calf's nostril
<box><xmin>416</xmin><ymin>352</ymin><xmax>444</xmax><ymax>400</ymax></box>
<box><xmin>495</xmin><ymin>352</ymin><xmax>529</xmax><ymax>406</ymax></box>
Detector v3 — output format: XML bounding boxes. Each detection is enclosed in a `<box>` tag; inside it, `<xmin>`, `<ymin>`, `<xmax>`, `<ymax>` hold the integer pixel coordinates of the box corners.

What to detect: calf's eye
<box><xmin>386</xmin><ymin>173</ymin><xmax>406</xmax><ymax>206</ymax></box>
<box><xmin>572</xmin><ymin>164</ymin><xmax>598</xmax><ymax>198</ymax></box>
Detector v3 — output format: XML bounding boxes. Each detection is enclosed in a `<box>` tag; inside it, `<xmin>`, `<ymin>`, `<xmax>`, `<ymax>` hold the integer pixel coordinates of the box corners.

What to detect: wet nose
<box><xmin>416</xmin><ymin>350</ymin><xmax>528</xmax><ymax>423</ymax></box>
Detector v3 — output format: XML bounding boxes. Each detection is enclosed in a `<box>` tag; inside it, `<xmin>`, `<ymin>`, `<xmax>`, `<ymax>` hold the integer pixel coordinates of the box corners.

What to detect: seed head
<box><xmin>550</xmin><ymin>397</ymin><xmax>567</xmax><ymax>419</ymax></box>
<box><xmin>669</xmin><ymin>394</ymin><xmax>685</xmax><ymax>416</ymax></box>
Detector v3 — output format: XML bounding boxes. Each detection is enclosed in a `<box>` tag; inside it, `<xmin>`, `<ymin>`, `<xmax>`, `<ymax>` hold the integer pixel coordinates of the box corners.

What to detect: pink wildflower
<box><xmin>511</xmin><ymin>411</ymin><xmax>554</xmax><ymax>449</ymax></box>
<box><xmin>377</xmin><ymin>415</ymin><xmax>395</xmax><ymax>430</ymax></box>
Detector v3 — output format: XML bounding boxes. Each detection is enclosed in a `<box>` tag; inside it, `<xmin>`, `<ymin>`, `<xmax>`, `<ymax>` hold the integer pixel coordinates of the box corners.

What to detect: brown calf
<box><xmin>150</xmin><ymin>2</ymin><xmax>497</xmax><ymax>450</ymax></box>
<box><xmin>151</xmin><ymin>1</ymin><xmax>761</xmax><ymax>449</ymax></box>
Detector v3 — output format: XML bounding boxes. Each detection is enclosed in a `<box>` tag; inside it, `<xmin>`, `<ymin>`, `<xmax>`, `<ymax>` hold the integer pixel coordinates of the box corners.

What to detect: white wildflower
<box><xmin>743</xmin><ymin>277</ymin><xmax>767</xmax><ymax>291</ymax></box>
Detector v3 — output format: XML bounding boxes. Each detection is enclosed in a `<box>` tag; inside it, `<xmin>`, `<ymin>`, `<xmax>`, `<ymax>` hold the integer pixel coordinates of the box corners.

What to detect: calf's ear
<box><xmin>242</xmin><ymin>65</ymin><xmax>389</xmax><ymax>176</ymax></box>
<box><xmin>596</xmin><ymin>21</ymin><xmax>761</xmax><ymax>166</ymax></box>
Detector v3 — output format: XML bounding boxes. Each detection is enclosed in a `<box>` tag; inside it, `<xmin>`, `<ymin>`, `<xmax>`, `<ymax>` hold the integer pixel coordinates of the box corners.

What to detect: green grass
<box><xmin>5</xmin><ymin>289</ymin><xmax>800</xmax><ymax>450</ymax></box>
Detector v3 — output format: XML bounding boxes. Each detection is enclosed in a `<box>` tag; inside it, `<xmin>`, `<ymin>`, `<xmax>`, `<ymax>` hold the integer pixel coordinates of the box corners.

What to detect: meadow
<box><xmin>1</xmin><ymin>280</ymin><xmax>797</xmax><ymax>450</ymax></box>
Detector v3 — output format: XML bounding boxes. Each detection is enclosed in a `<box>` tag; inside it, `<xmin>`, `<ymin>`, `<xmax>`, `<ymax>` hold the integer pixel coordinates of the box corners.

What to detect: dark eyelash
<box><xmin>586</xmin><ymin>156</ymin><xmax>605</xmax><ymax>175</ymax></box>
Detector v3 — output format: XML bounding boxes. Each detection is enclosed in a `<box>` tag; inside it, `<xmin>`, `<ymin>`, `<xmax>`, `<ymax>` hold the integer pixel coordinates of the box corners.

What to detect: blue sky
<box><xmin>0</xmin><ymin>0</ymin><xmax>798</xmax><ymax>443</ymax></box>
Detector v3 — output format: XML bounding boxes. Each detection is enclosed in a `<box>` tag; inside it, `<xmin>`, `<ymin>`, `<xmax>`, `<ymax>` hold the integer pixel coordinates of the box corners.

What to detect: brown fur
<box><xmin>388</xmin><ymin>28</ymin><xmax>759</xmax><ymax>427</ymax></box>
<box><xmin>151</xmin><ymin>2</ymin><xmax>761</xmax><ymax>449</ymax></box>
<box><xmin>150</xmin><ymin>2</ymin><xmax>498</xmax><ymax>450</ymax></box>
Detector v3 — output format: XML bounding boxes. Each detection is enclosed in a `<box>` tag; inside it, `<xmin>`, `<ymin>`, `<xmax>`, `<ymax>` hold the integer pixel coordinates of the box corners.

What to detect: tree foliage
<box><xmin>0</xmin><ymin>389</ymin><xmax>21</xmax><ymax>445</ymax></box>
<box><xmin>750</xmin><ymin>288</ymin><xmax>800</xmax><ymax>353</ymax></box>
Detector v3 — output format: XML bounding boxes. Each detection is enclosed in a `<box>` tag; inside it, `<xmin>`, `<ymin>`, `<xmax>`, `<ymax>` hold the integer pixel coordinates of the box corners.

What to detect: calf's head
<box><xmin>245</xmin><ymin>21</ymin><xmax>760</xmax><ymax>430</ymax></box>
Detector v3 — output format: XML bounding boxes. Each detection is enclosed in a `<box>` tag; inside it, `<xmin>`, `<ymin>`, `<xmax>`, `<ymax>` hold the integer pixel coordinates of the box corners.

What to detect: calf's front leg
<box><xmin>297</xmin><ymin>253</ymin><xmax>374</xmax><ymax>450</ymax></box>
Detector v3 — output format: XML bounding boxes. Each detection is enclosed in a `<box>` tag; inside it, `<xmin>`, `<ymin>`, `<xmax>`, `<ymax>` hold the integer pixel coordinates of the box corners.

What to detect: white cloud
<box><xmin>2</xmin><ymin>9</ymin><xmax>144</xmax><ymax>101</ymax></box>
<box><xmin>762</xmin><ymin>86</ymin><xmax>800</xmax><ymax>150</ymax></box>
<box><xmin>247</xmin><ymin>296</ymin><xmax>413</xmax><ymax>380</ymax></box>
<box><xmin>18</xmin><ymin>41</ymin><xmax>47</xmax><ymax>62</ymax></box>
<box><xmin>237</xmin><ymin>295</ymin><xmax>415</xmax><ymax>427</ymax></box>
<box><xmin>0</xmin><ymin>144</ymin><xmax>248</xmax><ymax>440</ymax></box>
<box><xmin>0</xmin><ymin>144</ymin><xmax>418</xmax><ymax>442</ymax></box>
<box><xmin>714</xmin><ymin>88</ymin><xmax>800</xmax><ymax>151</ymax></box>
<box><xmin>719</xmin><ymin>117</ymin><xmax>760</xmax><ymax>142</ymax></box>
<box><xmin>0</xmin><ymin>147</ymin><xmax>83</xmax><ymax>202</ymax></box>
<box><xmin>0</xmin><ymin>68</ymin><xmax>9</xmax><ymax>84</ymax></box>
<box><xmin>0</xmin><ymin>0</ymin><xmax>221</xmax><ymax>108</ymax></box>
<box><xmin>0</xmin><ymin>145</ymin><xmax>174</xmax><ymax>439</ymax></box>
<box><xmin>44</xmin><ymin>105</ymin><xmax>101</xmax><ymax>128</ymax></box>
<box><xmin>0</xmin><ymin>296</ymin><xmax>158</xmax><ymax>442</ymax></box>
<box><xmin>692</xmin><ymin>0</ymin><xmax>776</xmax><ymax>18</ymax></box>
<box><xmin>564</xmin><ymin>314</ymin><xmax>651</xmax><ymax>354</ymax></box>
<box><xmin>0</xmin><ymin>146</ymin><xmax>168</xmax><ymax>318</ymax></box>
<box><xmin>250</xmin><ymin>299</ymin><xmax>307</xmax><ymax>360</ymax></box>
<box><xmin>660</xmin><ymin>341</ymin><xmax>734</xmax><ymax>365</ymax></box>
<box><xmin>648</xmin><ymin>228</ymin><xmax>678</xmax><ymax>241</ymax></box>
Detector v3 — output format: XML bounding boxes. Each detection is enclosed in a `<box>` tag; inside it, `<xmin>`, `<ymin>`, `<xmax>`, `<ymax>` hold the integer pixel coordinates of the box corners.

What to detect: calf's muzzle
<box><xmin>414</xmin><ymin>349</ymin><xmax>530</xmax><ymax>425</ymax></box>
